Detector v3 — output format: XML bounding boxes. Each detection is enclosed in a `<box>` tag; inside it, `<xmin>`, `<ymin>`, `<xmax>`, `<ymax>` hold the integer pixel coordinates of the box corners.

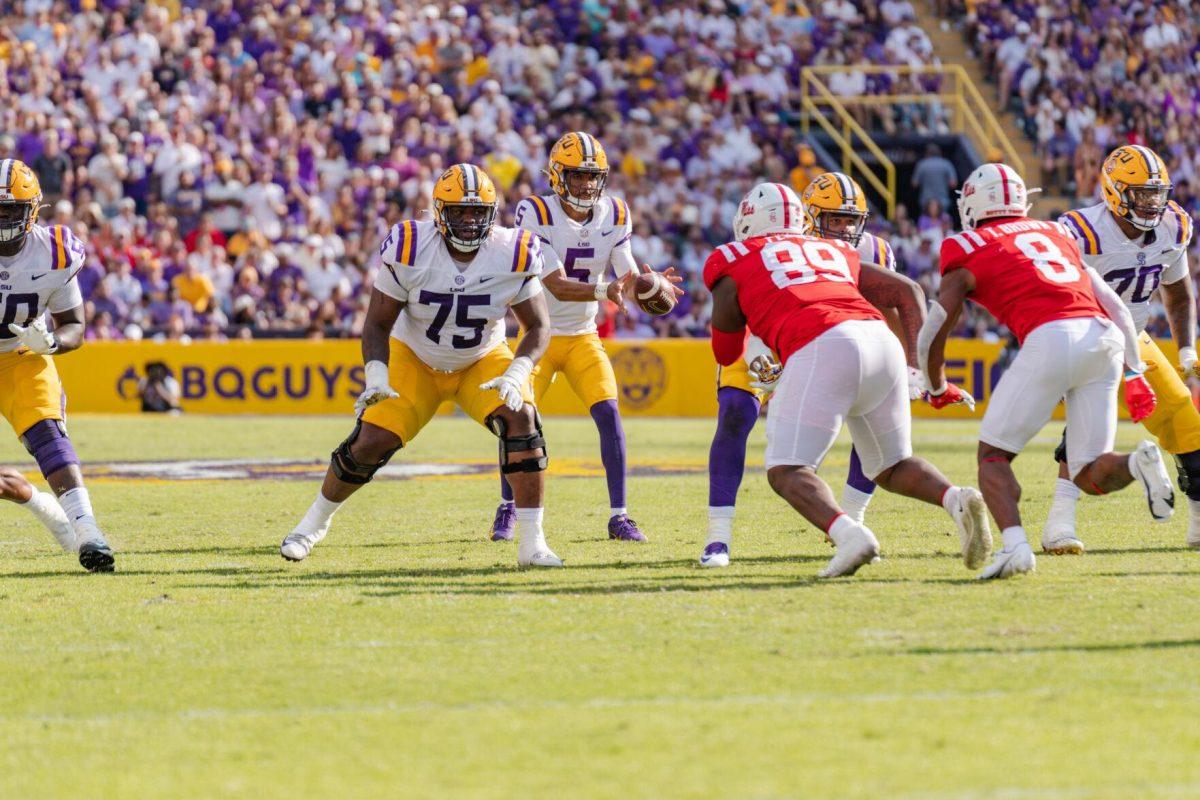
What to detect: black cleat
<box><xmin>78</xmin><ymin>540</ymin><xmax>115</xmax><ymax>573</ymax></box>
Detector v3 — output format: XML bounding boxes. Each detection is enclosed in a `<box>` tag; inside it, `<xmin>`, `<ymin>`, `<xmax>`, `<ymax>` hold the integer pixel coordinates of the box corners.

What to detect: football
<box><xmin>634</xmin><ymin>272</ymin><xmax>676</xmax><ymax>316</ymax></box>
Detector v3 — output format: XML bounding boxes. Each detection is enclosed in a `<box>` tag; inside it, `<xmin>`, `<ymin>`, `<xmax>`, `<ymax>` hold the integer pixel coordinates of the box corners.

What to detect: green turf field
<box><xmin>2</xmin><ymin>414</ymin><xmax>1199</xmax><ymax>799</ymax></box>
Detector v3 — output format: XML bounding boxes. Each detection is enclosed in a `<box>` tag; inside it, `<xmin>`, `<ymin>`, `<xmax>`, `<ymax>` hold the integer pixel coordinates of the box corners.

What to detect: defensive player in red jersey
<box><xmin>921</xmin><ymin>163</ymin><xmax>1175</xmax><ymax>580</ymax></box>
<box><xmin>703</xmin><ymin>184</ymin><xmax>993</xmax><ymax>578</ymax></box>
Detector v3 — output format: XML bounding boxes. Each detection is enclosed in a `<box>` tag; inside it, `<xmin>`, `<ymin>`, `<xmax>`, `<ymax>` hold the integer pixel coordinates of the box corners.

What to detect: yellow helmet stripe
<box><xmin>462</xmin><ymin>164</ymin><xmax>477</xmax><ymax>194</ymax></box>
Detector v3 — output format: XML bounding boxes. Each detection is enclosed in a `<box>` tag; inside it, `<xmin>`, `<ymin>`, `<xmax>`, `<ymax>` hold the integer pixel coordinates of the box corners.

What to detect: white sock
<box><xmin>841</xmin><ymin>486</ymin><xmax>873</xmax><ymax>524</ymax></box>
<box><xmin>1054</xmin><ymin>478</ymin><xmax>1082</xmax><ymax>503</ymax></box>
<box><xmin>707</xmin><ymin>506</ymin><xmax>734</xmax><ymax>545</ymax></box>
<box><xmin>610</xmin><ymin>507</ymin><xmax>627</xmax><ymax>518</ymax></box>
<box><xmin>22</xmin><ymin>489</ymin><xmax>64</xmax><ymax>528</ymax></box>
<box><xmin>827</xmin><ymin>513</ymin><xmax>857</xmax><ymax>547</ymax></box>
<box><xmin>940</xmin><ymin>485</ymin><xmax>961</xmax><ymax>516</ymax></box>
<box><xmin>515</xmin><ymin>507</ymin><xmax>545</xmax><ymax>550</ymax></box>
<box><xmin>1001</xmin><ymin>525</ymin><xmax>1027</xmax><ymax>550</ymax></box>
<box><xmin>297</xmin><ymin>493</ymin><xmax>341</xmax><ymax>535</ymax></box>
<box><xmin>59</xmin><ymin>487</ymin><xmax>96</xmax><ymax>530</ymax></box>
<box><xmin>1190</xmin><ymin>497</ymin><xmax>1200</xmax><ymax>516</ymax></box>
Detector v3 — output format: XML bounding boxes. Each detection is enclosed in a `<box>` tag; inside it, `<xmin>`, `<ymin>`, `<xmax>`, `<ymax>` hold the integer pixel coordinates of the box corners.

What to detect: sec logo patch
<box><xmin>611</xmin><ymin>346</ymin><xmax>667</xmax><ymax>410</ymax></box>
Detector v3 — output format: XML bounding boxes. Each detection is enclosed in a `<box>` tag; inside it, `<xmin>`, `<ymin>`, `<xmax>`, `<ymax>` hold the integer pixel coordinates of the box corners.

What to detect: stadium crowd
<box><xmin>0</xmin><ymin>0</ymin><xmax>964</xmax><ymax>341</ymax></box>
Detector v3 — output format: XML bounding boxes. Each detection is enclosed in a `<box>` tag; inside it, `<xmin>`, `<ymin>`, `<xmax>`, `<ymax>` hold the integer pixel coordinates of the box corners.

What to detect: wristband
<box><xmin>1124</xmin><ymin>369</ymin><xmax>1142</xmax><ymax>380</ymax></box>
<box><xmin>364</xmin><ymin>360</ymin><xmax>389</xmax><ymax>386</ymax></box>
<box><xmin>926</xmin><ymin>383</ymin><xmax>947</xmax><ymax>396</ymax></box>
<box><xmin>594</xmin><ymin>281</ymin><xmax>610</xmax><ymax>301</ymax></box>
<box><xmin>1180</xmin><ymin>346</ymin><xmax>1197</xmax><ymax>365</ymax></box>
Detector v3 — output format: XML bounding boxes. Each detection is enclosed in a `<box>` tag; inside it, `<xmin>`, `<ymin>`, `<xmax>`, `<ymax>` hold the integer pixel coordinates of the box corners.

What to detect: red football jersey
<box><xmin>703</xmin><ymin>233</ymin><xmax>884</xmax><ymax>363</ymax></box>
<box><xmin>940</xmin><ymin>219</ymin><xmax>1104</xmax><ymax>343</ymax></box>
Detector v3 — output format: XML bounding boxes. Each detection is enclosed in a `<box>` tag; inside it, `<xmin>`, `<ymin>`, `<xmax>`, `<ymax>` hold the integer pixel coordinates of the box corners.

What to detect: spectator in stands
<box><xmin>911</xmin><ymin>143</ymin><xmax>958</xmax><ymax>212</ymax></box>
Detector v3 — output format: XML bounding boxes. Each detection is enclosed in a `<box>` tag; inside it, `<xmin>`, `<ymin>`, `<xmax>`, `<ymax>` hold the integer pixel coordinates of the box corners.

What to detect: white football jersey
<box><xmin>514</xmin><ymin>194</ymin><xmax>636</xmax><ymax>336</ymax></box>
<box><xmin>0</xmin><ymin>224</ymin><xmax>86</xmax><ymax>354</ymax></box>
<box><xmin>857</xmin><ymin>230</ymin><xmax>896</xmax><ymax>271</ymax></box>
<box><xmin>374</xmin><ymin>219</ymin><xmax>544</xmax><ymax>372</ymax></box>
<box><xmin>1059</xmin><ymin>201</ymin><xmax>1193</xmax><ymax>333</ymax></box>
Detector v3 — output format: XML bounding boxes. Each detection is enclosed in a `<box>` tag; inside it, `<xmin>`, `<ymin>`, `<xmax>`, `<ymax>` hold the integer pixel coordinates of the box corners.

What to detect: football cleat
<box><xmin>978</xmin><ymin>541</ymin><xmax>1035</xmax><ymax>580</ymax></box>
<box><xmin>607</xmin><ymin>515</ymin><xmax>646</xmax><ymax>542</ymax></box>
<box><xmin>76</xmin><ymin>528</ymin><xmax>114</xmax><ymax>573</ymax></box>
<box><xmin>489</xmin><ymin>502</ymin><xmax>515</xmax><ymax>542</ymax></box>
<box><xmin>818</xmin><ymin>523</ymin><xmax>880</xmax><ymax>578</ymax></box>
<box><xmin>699</xmin><ymin>541</ymin><xmax>730</xmax><ymax>568</ymax></box>
<box><xmin>950</xmin><ymin>487</ymin><xmax>993</xmax><ymax>569</ymax></box>
<box><xmin>1187</xmin><ymin>499</ymin><xmax>1200</xmax><ymax>549</ymax></box>
<box><xmin>280</xmin><ymin>526</ymin><xmax>327</xmax><ymax>562</ymax></box>
<box><xmin>1041</xmin><ymin>525</ymin><xmax>1085</xmax><ymax>555</ymax></box>
<box><xmin>1132</xmin><ymin>440</ymin><xmax>1175</xmax><ymax>522</ymax></box>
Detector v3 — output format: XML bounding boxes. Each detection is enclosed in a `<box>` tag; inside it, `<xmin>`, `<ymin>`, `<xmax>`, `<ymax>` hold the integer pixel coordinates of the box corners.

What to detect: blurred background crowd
<box><xmin>1</xmin><ymin>0</ymin><xmax>1198</xmax><ymax>342</ymax></box>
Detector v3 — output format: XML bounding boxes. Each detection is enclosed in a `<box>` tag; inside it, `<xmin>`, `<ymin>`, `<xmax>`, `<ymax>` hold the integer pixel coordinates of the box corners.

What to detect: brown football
<box><xmin>634</xmin><ymin>272</ymin><xmax>676</xmax><ymax>316</ymax></box>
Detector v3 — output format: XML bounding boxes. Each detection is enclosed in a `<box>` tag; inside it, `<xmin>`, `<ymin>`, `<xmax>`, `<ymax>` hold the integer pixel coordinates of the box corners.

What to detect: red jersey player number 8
<box><xmin>762</xmin><ymin>239</ymin><xmax>854</xmax><ymax>288</ymax></box>
<box><xmin>1017</xmin><ymin>232</ymin><xmax>1081</xmax><ymax>283</ymax></box>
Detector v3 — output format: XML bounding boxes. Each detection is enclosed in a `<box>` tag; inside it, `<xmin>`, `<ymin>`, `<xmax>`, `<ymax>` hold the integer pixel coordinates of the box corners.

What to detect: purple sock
<box><xmin>500</xmin><ymin>473</ymin><xmax>514</xmax><ymax>503</ymax></box>
<box><xmin>589</xmin><ymin>400</ymin><xmax>626</xmax><ymax>509</ymax></box>
<box><xmin>845</xmin><ymin>446</ymin><xmax>877</xmax><ymax>495</ymax></box>
<box><xmin>709</xmin><ymin>387</ymin><xmax>760</xmax><ymax>507</ymax></box>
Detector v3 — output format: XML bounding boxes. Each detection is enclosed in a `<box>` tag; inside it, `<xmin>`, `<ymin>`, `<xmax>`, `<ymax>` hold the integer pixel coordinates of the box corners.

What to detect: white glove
<box><xmin>8</xmin><ymin>317</ymin><xmax>57</xmax><ymax>355</ymax></box>
<box><xmin>747</xmin><ymin>354</ymin><xmax>782</xmax><ymax>396</ymax></box>
<box><xmin>1179</xmin><ymin>346</ymin><xmax>1199</xmax><ymax>379</ymax></box>
<box><xmin>480</xmin><ymin>356</ymin><xmax>534</xmax><ymax>412</ymax></box>
<box><xmin>907</xmin><ymin>366</ymin><xmax>927</xmax><ymax>401</ymax></box>
<box><xmin>354</xmin><ymin>360</ymin><xmax>398</xmax><ymax>416</ymax></box>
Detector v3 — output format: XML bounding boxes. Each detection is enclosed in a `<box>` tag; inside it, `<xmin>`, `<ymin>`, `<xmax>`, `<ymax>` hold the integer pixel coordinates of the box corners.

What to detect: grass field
<box><xmin>3</xmin><ymin>413</ymin><xmax>1200</xmax><ymax>799</ymax></box>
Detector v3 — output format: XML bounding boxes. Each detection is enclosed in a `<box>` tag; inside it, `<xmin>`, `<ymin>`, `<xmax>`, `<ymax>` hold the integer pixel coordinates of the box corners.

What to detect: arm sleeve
<box><xmin>711</xmin><ymin>326</ymin><xmax>748</xmax><ymax>366</ymax></box>
<box><xmin>1088</xmin><ymin>266</ymin><xmax>1145</xmax><ymax>370</ymax></box>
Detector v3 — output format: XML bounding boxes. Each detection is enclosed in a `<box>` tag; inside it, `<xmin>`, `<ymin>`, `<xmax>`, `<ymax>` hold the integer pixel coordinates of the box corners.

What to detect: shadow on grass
<box><xmin>906</xmin><ymin>638</ymin><xmax>1200</xmax><ymax>656</ymax></box>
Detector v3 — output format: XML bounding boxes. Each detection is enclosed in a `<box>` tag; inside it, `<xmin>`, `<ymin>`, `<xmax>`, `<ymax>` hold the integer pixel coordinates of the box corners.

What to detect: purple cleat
<box><xmin>490</xmin><ymin>502</ymin><xmax>515</xmax><ymax>541</ymax></box>
<box><xmin>607</xmin><ymin>515</ymin><xmax>647</xmax><ymax>542</ymax></box>
<box><xmin>699</xmin><ymin>541</ymin><xmax>730</xmax><ymax>568</ymax></box>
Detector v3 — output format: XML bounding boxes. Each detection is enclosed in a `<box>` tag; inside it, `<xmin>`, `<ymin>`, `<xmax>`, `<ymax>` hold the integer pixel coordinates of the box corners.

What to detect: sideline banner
<box><xmin>51</xmin><ymin>338</ymin><xmax>1140</xmax><ymax>418</ymax></box>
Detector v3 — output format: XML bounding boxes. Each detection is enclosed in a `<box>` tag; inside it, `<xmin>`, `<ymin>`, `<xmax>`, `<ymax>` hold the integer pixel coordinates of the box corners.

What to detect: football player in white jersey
<box><xmin>0</xmin><ymin>159</ymin><xmax>114</xmax><ymax>571</ymax></box>
<box><xmin>488</xmin><ymin>132</ymin><xmax>682</xmax><ymax>543</ymax></box>
<box><xmin>280</xmin><ymin>164</ymin><xmax>563</xmax><ymax>567</ymax></box>
<box><xmin>1047</xmin><ymin>145</ymin><xmax>1200</xmax><ymax>551</ymax></box>
<box><xmin>701</xmin><ymin>175</ymin><xmax>957</xmax><ymax>569</ymax></box>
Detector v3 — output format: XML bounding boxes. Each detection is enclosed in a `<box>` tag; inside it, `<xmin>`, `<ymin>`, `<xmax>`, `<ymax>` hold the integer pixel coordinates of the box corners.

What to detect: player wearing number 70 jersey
<box><xmin>281</xmin><ymin>164</ymin><xmax>564</xmax><ymax>568</ymax></box>
<box><xmin>920</xmin><ymin>163</ymin><xmax>1174</xmax><ymax>580</ymax></box>
<box><xmin>704</xmin><ymin>184</ymin><xmax>993</xmax><ymax>579</ymax></box>
<box><xmin>1044</xmin><ymin>145</ymin><xmax>1200</xmax><ymax>552</ymax></box>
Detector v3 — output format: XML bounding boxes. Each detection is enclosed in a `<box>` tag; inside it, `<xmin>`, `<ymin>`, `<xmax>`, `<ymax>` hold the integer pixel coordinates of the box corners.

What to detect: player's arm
<box><xmin>541</xmin><ymin>264</ymin><xmax>636</xmax><ymax>308</ymax></box>
<box><xmin>709</xmin><ymin>275</ymin><xmax>748</xmax><ymax>366</ymax></box>
<box><xmin>919</xmin><ymin>267</ymin><xmax>973</xmax><ymax>408</ymax></box>
<box><xmin>857</xmin><ymin>264</ymin><xmax>925</xmax><ymax>368</ymax></box>
<box><xmin>48</xmin><ymin>305</ymin><xmax>85</xmax><ymax>355</ymax></box>
<box><xmin>1160</xmin><ymin>248</ymin><xmax>1200</xmax><ymax>376</ymax></box>
<box><xmin>480</xmin><ymin>280</ymin><xmax>551</xmax><ymax>413</ymax></box>
<box><xmin>354</xmin><ymin>287</ymin><xmax>404</xmax><ymax>415</ymax></box>
<box><xmin>1085</xmin><ymin>266</ymin><xmax>1145</xmax><ymax>372</ymax></box>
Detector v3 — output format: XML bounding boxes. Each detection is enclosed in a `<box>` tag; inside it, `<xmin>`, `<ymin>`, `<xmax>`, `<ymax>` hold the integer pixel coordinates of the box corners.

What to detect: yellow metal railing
<box><xmin>800</xmin><ymin>65</ymin><xmax>1026</xmax><ymax>219</ymax></box>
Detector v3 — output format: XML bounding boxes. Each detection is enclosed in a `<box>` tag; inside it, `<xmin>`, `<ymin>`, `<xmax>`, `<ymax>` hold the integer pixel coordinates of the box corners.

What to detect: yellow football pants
<box><xmin>0</xmin><ymin>351</ymin><xmax>65</xmax><ymax>436</ymax></box>
<box><xmin>531</xmin><ymin>332</ymin><xmax>619</xmax><ymax>408</ymax></box>
<box><xmin>1134</xmin><ymin>333</ymin><xmax>1200</xmax><ymax>454</ymax></box>
<box><xmin>361</xmin><ymin>339</ymin><xmax>532</xmax><ymax>444</ymax></box>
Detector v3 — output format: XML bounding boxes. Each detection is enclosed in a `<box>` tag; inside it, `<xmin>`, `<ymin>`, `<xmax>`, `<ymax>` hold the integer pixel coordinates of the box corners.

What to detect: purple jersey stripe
<box><xmin>1076</xmin><ymin>213</ymin><xmax>1103</xmax><ymax>254</ymax></box>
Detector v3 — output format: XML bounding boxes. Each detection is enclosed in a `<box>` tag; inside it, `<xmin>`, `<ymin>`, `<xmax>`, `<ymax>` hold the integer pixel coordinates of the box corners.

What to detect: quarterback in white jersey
<box><xmin>0</xmin><ymin>159</ymin><xmax>114</xmax><ymax>571</ymax></box>
<box><xmin>281</xmin><ymin>164</ymin><xmax>563</xmax><ymax>568</ymax></box>
<box><xmin>487</xmin><ymin>132</ymin><xmax>682</xmax><ymax>544</ymax></box>
<box><xmin>1047</xmin><ymin>144</ymin><xmax>1200</xmax><ymax>551</ymax></box>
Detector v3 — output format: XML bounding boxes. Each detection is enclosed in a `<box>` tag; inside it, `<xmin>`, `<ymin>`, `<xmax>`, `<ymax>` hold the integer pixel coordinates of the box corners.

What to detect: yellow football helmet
<box><xmin>802</xmin><ymin>171</ymin><xmax>868</xmax><ymax>246</ymax></box>
<box><xmin>546</xmin><ymin>132</ymin><xmax>609</xmax><ymax>212</ymax></box>
<box><xmin>1101</xmin><ymin>145</ymin><xmax>1172</xmax><ymax>231</ymax></box>
<box><xmin>432</xmin><ymin>163</ymin><xmax>498</xmax><ymax>251</ymax></box>
<box><xmin>0</xmin><ymin>159</ymin><xmax>43</xmax><ymax>249</ymax></box>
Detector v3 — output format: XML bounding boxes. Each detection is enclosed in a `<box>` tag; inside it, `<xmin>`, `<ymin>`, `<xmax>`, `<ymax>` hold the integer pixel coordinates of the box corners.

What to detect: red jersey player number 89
<box><xmin>761</xmin><ymin>239</ymin><xmax>854</xmax><ymax>289</ymax></box>
<box><xmin>1016</xmin><ymin>232</ymin><xmax>1080</xmax><ymax>283</ymax></box>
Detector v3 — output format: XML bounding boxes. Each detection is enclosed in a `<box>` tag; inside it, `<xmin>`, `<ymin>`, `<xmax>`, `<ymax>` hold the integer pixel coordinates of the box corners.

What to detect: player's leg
<box><xmin>0</xmin><ymin>466</ymin><xmax>75</xmax><ymax>552</ymax></box>
<box><xmin>7</xmin><ymin>354</ymin><xmax>113</xmax><ymax>571</ymax></box>
<box><xmin>703</xmin><ymin>363</ymin><xmax>762</xmax><ymax>567</ymax></box>
<box><xmin>492</xmin><ymin>339</ymin><xmax>562</xmax><ymax>541</ymax></box>
<box><xmin>763</xmin><ymin>329</ymin><xmax>878</xmax><ymax>578</ymax></box>
<box><xmin>463</xmin><ymin>345</ymin><xmax>560</xmax><ymax>567</ymax></box>
<box><xmin>560</xmin><ymin>334</ymin><xmax>643</xmax><ymax>541</ymax></box>
<box><xmin>845</xmin><ymin>327</ymin><xmax>992</xmax><ymax>570</ymax></box>
<box><xmin>1041</xmin><ymin>431</ymin><xmax>1084</xmax><ymax>554</ymax></box>
<box><xmin>840</xmin><ymin>448</ymin><xmax>877</xmax><ymax>525</ymax></box>
<box><xmin>281</xmin><ymin>342</ymin><xmax>436</xmax><ymax>561</ymax></box>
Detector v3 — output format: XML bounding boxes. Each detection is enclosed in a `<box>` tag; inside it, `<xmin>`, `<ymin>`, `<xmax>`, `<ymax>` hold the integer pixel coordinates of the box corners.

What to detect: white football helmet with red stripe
<box><xmin>732</xmin><ymin>182</ymin><xmax>805</xmax><ymax>242</ymax></box>
<box><xmin>957</xmin><ymin>163</ymin><xmax>1036</xmax><ymax>230</ymax></box>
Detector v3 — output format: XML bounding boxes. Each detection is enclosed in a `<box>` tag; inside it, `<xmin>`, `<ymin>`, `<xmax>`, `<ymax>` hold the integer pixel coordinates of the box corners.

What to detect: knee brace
<box><xmin>1175</xmin><ymin>450</ymin><xmax>1200</xmax><ymax>502</ymax></box>
<box><xmin>488</xmin><ymin>410</ymin><xmax>548</xmax><ymax>474</ymax></box>
<box><xmin>330</xmin><ymin>421</ymin><xmax>400</xmax><ymax>485</ymax></box>
<box><xmin>20</xmin><ymin>419</ymin><xmax>79</xmax><ymax>478</ymax></box>
<box><xmin>1054</xmin><ymin>427</ymin><xmax>1068</xmax><ymax>465</ymax></box>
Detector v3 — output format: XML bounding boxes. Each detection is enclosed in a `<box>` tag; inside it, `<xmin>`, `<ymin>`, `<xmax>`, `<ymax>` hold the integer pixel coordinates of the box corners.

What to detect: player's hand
<box><xmin>924</xmin><ymin>382</ymin><xmax>976</xmax><ymax>412</ymax></box>
<box><xmin>907</xmin><ymin>366</ymin><xmax>927</xmax><ymax>402</ymax></box>
<box><xmin>354</xmin><ymin>360</ymin><xmax>398</xmax><ymax>416</ymax></box>
<box><xmin>8</xmin><ymin>318</ymin><xmax>57</xmax><ymax>355</ymax></box>
<box><xmin>748</xmin><ymin>354</ymin><xmax>782</xmax><ymax>396</ymax></box>
<box><xmin>642</xmin><ymin>264</ymin><xmax>686</xmax><ymax>298</ymax></box>
<box><xmin>605</xmin><ymin>270</ymin><xmax>637</xmax><ymax>311</ymax></box>
<box><xmin>1124</xmin><ymin>371</ymin><xmax>1157</xmax><ymax>423</ymax></box>
<box><xmin>1178</xmin><ymin>346</ymin><xmax>1200</xmax><ymax>379</ymax></box>
<box><xmin>480</xmin><ymin>356</ymin><xmax>534</xmax><ymax>413</ymax></box>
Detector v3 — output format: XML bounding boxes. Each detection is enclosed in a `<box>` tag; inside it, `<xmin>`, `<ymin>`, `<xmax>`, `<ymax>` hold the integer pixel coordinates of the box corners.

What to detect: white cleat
<box><xmin>699</xmin><ymin>541</ymin><xmax>730</xmax><ymax>568</ymax></box>
<box><xmin>818</xmin><ymin>523</ymin><xmax>880</xmax><ymax>578</ymax></box>
<box><xmin>1132</xmin><ymin>440</ymin><xmax>1175</xmax><ymax>522</ymax></box>
<box><xmin>1041</xmin><ymin>526</ymin><xmax>1085</xmax><ymax>555</ymax></box>
<box><xmin>1187</xmin><ymin>499</ymin><xmax>1200</xmax><ymax>549</ymax></box>
<box><xmin>518</xmin><ymin>549</ymin><xmax>564</xmax><ymax>568</ymax></box>
<box><xmin>951</xmin><ymin>487</ymin><xmax>993</xmax><ymax>569</ymax></box>
<box><xmin>280</xmin><ymin>526</ymin><xmax>327</xmax><ymax>562</ymax></box>
<box><xmin>978</xmin><ymin>541</ymin><xmax>1035</xmax><ymax>580</ymax></box>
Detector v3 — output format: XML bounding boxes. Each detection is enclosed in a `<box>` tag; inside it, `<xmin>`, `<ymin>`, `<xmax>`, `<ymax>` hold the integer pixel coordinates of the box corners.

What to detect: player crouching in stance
<box><xmin>0</xmin><ymin>159</ymin><xmax>113</xmax><ymax>571</ymax></box>
<box><xmin>703</xmin><ymin>183</ymin><xmax>992</xmax><ymax>578</ymax></box>
<box><xmin>921</xmin><ymin>163</ymin><xmax>1173</xmax><ymax>580</ymax></box>
<box><xmin>281</xmin><ymin>164</ymin><xmax>562</xmax><ymax>567</ymax></box>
